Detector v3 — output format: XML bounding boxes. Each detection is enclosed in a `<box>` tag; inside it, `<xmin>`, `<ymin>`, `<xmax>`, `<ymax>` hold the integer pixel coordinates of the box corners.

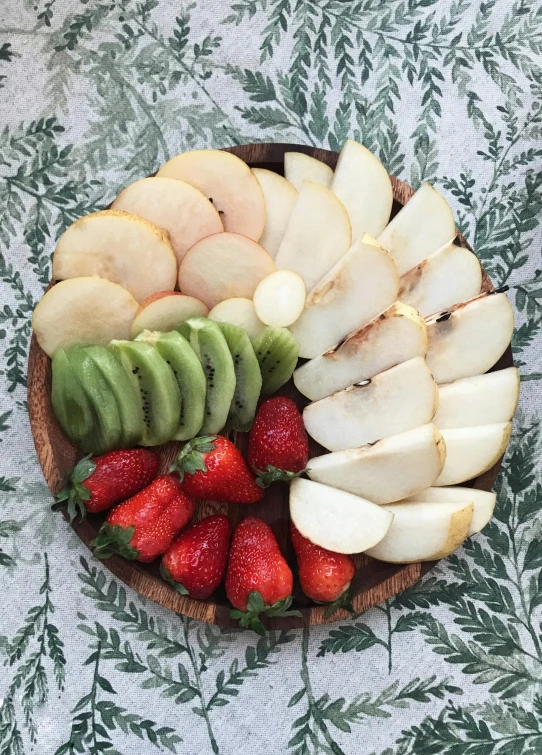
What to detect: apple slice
<box><xmin>289</xmin><ymin>238</ymin><xmax>399</xmax><ymax>359</ymax></box>
<box><xmin>208</xmin><ymin>298</ymin><xmax>265</xmax><ymax>340</ymax></box>
<box><xmin>289</xmin><ymin>478</ymin><xmax>393</xmax><ymax>554</ymax></box>
<box><xmin>253</xmin><ymin>270</ymin><xmax>306</xmax><ymax>327</ymax></box>
<box><xmin>32</xmin><ymin>278</ymin><xmax>138</xmax><ymax>357</ymax></box>
<box><xmin>364</xmin><ymin>500</ymin><xmax>473</xmax><ymax>563</ymax></box>
<box><xmin>178</xmin><ymin>232</ymin><xmax>276</xmax><ymax>309</ymax></box>
<box><xmin>307</xmin><ymin>424</ymin><xmax>446</xmax><ymax>505</ymax></box>
<box><xmin>111</xmin><ymin>177</ymin><xmax>223</xmax><ymax>266</ymax></box>
<box><xmin>433</xmin><ymin>367</ymin><xmax>520</xmax><ymax>429</ymax></box>
<box><xmin>398</xmin><ymin>240</ymin><xmax>482</xmax><ymax>317</ymax></box>
<box><xmin>426</xmin><ymin>292</ymin><xmax>514</xmax><ymax>384</ymax></box>
<box><xmin>293</xmin><ymin>301</ymin><xmax>427</xmax><ymax>400</ymax></box>
<box><xmin>252</xmin><ymin>168</ymin><xmax>297</xmax><ymax>258</ymax></box>
<box><xmin>377</xmin><ymin>183</ymin><xmax>456</xmax><ymax>275</ymax></box>
<box><xmin>330</xmin><ymin>138</ymin><xmax>393</xmax><ymax>239</ymax></box>
<box><xmin>303</xmin><ymin>357</ymin><xmax>437</xmax><ymax>451</ymax></box>
<box><xmin>275</xmin><ymin>181</ymin><xmax>351</xmax><ymax>292</ymax></box>
<box><xmin>435</xmin><ymin>422</ymin><xmax>512</xmax><ymax>486</ymax></box>
<box><xmin>284</xmin><ymin>152</ymin><xmax>333</xmax><ymax>191</ymax></box>
<box><xmin>157</xmin><ymin>149</ymin><xmax>266</xmax><ymax>240</ymax></box>
<box><xmin>52</xmin><ymin>210</ymin><xmax>177</xmax><ymax>303</ymax></box>
<box><xmin>130</xmin><ymin>292</ymin><xmax>209</xmax><ymax>339</ymax></box>
<box><xmin>402</xmin><ymin>487</ymin><xmax>496</xmax><ymax>535</ymax></box>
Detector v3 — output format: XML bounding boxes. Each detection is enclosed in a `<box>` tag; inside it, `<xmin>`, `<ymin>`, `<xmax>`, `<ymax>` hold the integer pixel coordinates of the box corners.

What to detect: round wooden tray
<box><xmin>27</xmin><ymin>143</ymin><xmax>512</xmax><ymax>629</ymax></box>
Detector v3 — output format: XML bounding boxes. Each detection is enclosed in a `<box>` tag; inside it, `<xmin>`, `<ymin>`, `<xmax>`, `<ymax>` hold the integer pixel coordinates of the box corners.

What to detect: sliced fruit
<box><xmin>32</xmin><ymin>278</ymin><xmax>138</xmax><ymax>357</ymax></box>
<box><xmin>330</xmin><ymin>138</ymin><xmax>393</xmax><ymax>239</ymax></box>
<box><xmin>52</xmin><ymin>210</ymin><xmax>177</xmax><ymax>303</ymax></box>
<box><xmin>217</xmin><ymin>322</ymin><xmax>262</xmax><ymax>432</ymax></box>
<box><xmin>157</xmin><ymin>149</ymin><xmax>266</xmax><ymax>240</ymax></box>
<box><xmin>253</xmin><ymin>270</ymin><xmax>306</xmax><ymax>328</ymax></box>
<box><xmin>303</xmin><ymin>357</ymin><xmax>437</xmax><ymax>451</ymax></box>
<box><xmin>433</xmin><ymin>367</ymin><xmax>520</xmax><ymax>429</ymax></box>
<box><xmin>289</xmin><ymin>478</ymin><xmax>393</xmax><ymax>554</ymax></box>
<box><xmin>252</xmin><ymin>168</ymin><xmax>297</xmax><ymax>258</ymax></box>
<box><xmin>402</xmin><ymin>487</ymin><xmax>496</xmax><ymax>535</ymax></box>
<box><xmin>130</xmin><ymin>292</ymin><xmax>208</xmax><ymax>340</ymax></box>
<box><xmin>435</xmin><ymin>422</ymin><xmax>512</xmax><ymax>486</ymax></box>
<box><xmin>284</xmin><ymin>152</ymin><xmax>333</xmax><ymax>191</ymax></box>
<box><xmin>178</xmin><ymin>232</ymin><xmax>276</xmax><ymax>309</ymax></box>
<box><xmin>289</xmin><ymin>238</ymin><xmax>399</xmax><ymax>359</ymax></box>
<box><xmin>51</xmin><ymin>348</ymin><xmax>95</xmax><ymax>449</ymax></box>
<box><xmin>425</xmin><ymin>292</ymin><xmax>514</xmax><ymax>384</ymax></box>
<box><xmin>377</xmin><ymin>183</ymin><xmax>455</xmax><ymax>275</ymax></box>
<box><xmin>251</xmin><ymin>326</ymin><xmax>300</xmax><ymax>395</ymax></box>
<box><xmin>275</xmin><ymin>180</ymin><xmax>351</xmax><ymax>292</ymax></box>
<box><xmin>293</xmin><ymin>301</ymin><xmax>427</xmax><ymax>401</ymax></box>
<box><xmin>364</xmin><ymin>500</ymin><xmax>473</xmax><ymax>563</ymax></box>
<box><xmin>208</xmin><ymin>298</ymin><xmax>265</xmax><ymax>340</ymax></box>
<box><xmin>398</xmin><ymin>240</ymin><xmax>482</xmax><ymax>317</ymax></box>
<box><xmin>307</xmin><ymin>424</ymin><xmax>446</xmax><ymax>505</ymax></box>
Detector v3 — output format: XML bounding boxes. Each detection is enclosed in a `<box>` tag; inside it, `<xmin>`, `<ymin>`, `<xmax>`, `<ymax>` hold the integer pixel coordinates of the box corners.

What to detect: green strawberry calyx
<box><xmin>160</xmin><ymin>564</ymin><xmax>189</xmax><ymax>596</ymax></box>
<box><xmin>230</xmin><ymin>591</ymin><xmax>302</xmax><ymax>635</ymax></box>
<box><xmin>254</xmin><ymin>465</ymin><xmax>307</xmax><ymax>488</ymax></box>
<box><xmin>90</xmin><ymin>523</ymin><xmax>139</xmax><ymax>560</ymax></box>
<box><xmin>321</xmin><ymin>585</ymin><xmax>355</xmax><ymax>619</ymax></box>
<box><xmin>51</xmin><ymin>453</ymin><xmax>96</xmax><ymax>523</ymax></box>
<box><xmin>169</xmin><ymin>436</ymin><xmax>218</xmax><ymax>482</ymax></box>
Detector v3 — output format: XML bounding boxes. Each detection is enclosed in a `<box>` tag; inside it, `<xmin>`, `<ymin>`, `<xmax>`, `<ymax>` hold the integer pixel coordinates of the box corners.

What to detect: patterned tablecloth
<box><xmin>1</xmin><ymin>1</ymin><xmax>541</xmax><ymax>753</ymax></box>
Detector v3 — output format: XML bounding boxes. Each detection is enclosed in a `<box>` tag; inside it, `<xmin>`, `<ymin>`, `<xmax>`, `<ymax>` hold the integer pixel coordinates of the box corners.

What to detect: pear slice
<box><xmin>293</xmin><ymin>301</ymin><xmax>427</xmax><ymax>400</ymax></box>
<box><xmin>307</xmin><ymin>424</ymin><xmax>446</xmax><ymax>504</ymax></box>
<box><xmin>52</xmin><ymin>210</ymin><xmax>177</xmax><ymax>303</ymax></box>
<box><xmin>157</xmin><ymin>149</ymin><xmax>266</xmax><ymax>240</ymax></box>
<box><xmin>252</xmin><ymin>168</ymin><xmax>297</xmax><ymax>258</ymax></box>
<box><xmin>364</xmin><ymin>500</ymin><xmax>473</xmax><ymax>563</ymax></box>
<box><xmin>330</xmin><ymin>138</ymin><xmax>393</xmax><ymax>239</ymax></box>
<box><xmin>253</xmin><ymin>270</ymin><xmax>306</xmax><ymax>327</ymax></box>
<box><xmin>377</xmin><ymin>183</ymin><xmax>456</xmax><ymax>275</ymax></box>
<box><xmin>398</xmin><ymin>240</ymin><xmax>482</xmax><ymax>317</ymax></box>
<box><xmin>284</xmin><ymin>152</ymin><xmax>333</xmax><ymax>191</ymax></box>
<box><xmin>435</xmin><ymin>422</ymin><xmax>512</xmax><ymax>486</ymax></box>
<box><xmin>275</xmin><ymin>180</ymin><xmax>351</xmax><ymax>292</ymax></box>
<box><xmin>208</xmin><ymin>297</ymin><xmax>265</xmax><ymax>340</ymax></box>
<box><xmin>289</xmin><ymin>478</ymin><xmax>393</xmax><ymax>554</ymax></box>
<box><xmin>402</xmin><ymin>487</ymin><xmax>496</xmax><ymax>535</ymax></box>
<box><xmin>289</xmin><ymin>238</ymin><xmax>399</xmax><ymax>359</ymax></box>
<box><xmin>130</xmin><ymin>292</ymin><xmax>209</xmax><ymax>339</ymax></box>
<box><xmin>303</xmin><ymin>357</ymin><xmax>437</xmax><ymax>451</ymax></box>
<box><xmin>426</xmin><ymin>293</ymin><xmax>514</xmax><ymax>384</ymax></box>
<box><xmin>433</xmin><ymin>367</ymin><xmax>520</xmax><ymax>429</ymax></box>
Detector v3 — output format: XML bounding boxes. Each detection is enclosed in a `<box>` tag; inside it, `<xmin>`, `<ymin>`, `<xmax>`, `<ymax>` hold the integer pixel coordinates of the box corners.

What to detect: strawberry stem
<box><xmin>230</xmin><ymin>591</ymin><xmax>302</xmax><ymax>635</ymax></box>
<box><xmin>51</xmin><ymin>453</ymin><xmax>96</xmax><ymax>522</ymax></box>
<box><xmin>254</xmin><ymin>465</ymin><xmax>307</xmax><ymax>488</ymax></box>
<box><xmin>323</xmin><ymin>586</ymin><xmax>355</xmax><ymax>619</ymax></box>
<box><xmin>90</xmin><ymin>523</ymin><xmax>139</xmax><ymax>560</ymax></box>
<box><xmin>160</xmin><ymin>564</ymin><xmax>189</xmax><ymax>595</ymax></box>
<box><xmin>169</xmin><ymin>435</ymin><xmax>217</xmax><ymax>482</ymax></box>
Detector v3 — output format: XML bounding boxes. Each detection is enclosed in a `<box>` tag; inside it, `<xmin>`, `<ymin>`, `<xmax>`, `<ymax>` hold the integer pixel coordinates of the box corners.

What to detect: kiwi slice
<box><xmin>217</xmin><ymin>323</ymin><xmax>262</xmax><ymax>432</ymax></box>
<box><xmin>136</xmin><ymin>330</ymin><xmax>206</xmax><ymax>441</ymax></box>
<box><xmin>183</xmin><ymin>317</ymin><xmax>236</xmax><ymax>434</ymax></box>
<box><xmin>251</xmin><ymin>327</ymin><xmax>300</xmax><ymax>395</ymax></box>
<box><xmin>109</xmin><ymin>340</ymin><xmax>181</xmax><ymax>447</ymax></box>
<box><xmin>51</xmin><ymin>348</ymin><xmax>96</xmax><ymax>449</ymax></box>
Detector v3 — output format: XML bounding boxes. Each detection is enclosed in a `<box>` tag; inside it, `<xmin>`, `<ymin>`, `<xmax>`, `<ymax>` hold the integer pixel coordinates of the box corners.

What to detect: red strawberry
<box><xmin>53</xmin><ymin>449</ymin><xmax>160</xmax><ymax>522</ymax></box>
<box><xmin>226</xmin><ymin>516</ymin><xmax>301</xmax><ymax>634</ymax></box>
<box><xmin>171</xmin><ymin>435</ymin><xmax>263</xmax><ymax>504</ymax></box>
<box><xmin>248</xmin><ymin>397</ymin><xmax>309</xmax><ymax>486</ymax></box>
<box><xmin>90</xmin><ymin>474</ymin><xmax>194</xmax><ymax>563</ymax></box>
<box><xmin>161</xmin><ymin>514</ymin><xmax>232</xmax><ymax>599</ymax></box>
<box><xmin>290</xmin><ymin>524</ymin><xmax>355</xmax><ymax>617</ymax></box>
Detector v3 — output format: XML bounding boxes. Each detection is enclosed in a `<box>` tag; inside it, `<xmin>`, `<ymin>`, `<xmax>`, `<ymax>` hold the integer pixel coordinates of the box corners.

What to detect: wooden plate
<box><xmin>27</xmin><ymin>143</ymin><xmax>513</xmax><ymax>629</ymax></box>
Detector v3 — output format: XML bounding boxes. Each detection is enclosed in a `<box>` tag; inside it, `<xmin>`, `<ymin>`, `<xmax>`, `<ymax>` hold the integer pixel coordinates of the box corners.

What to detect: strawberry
<box><xmin>290</xmin><ymin>524</ymin><xmax>355</xmax><ymax>617</ymax></box>
<box><xmin>226</xmin><ymin>516</ymin><xmax>301</xmax><ymax>634</ymax></box>
<box><xmin>161</xmin><ymin>514</ymin><xmax>232</xmax><ymax>599</ymax></box>
<box><xmin>90</xmin><ymin>474</ymin><xmax>194</xmax><ymax>563</ymax></box>
<box><xmin>248</xmin><ymin>397</ymin><xmax>309</xmax><ymax>487</ymax></box>
<box><xmin>171</xmin><ymin>435</ymin><xmax>263</xmax><ymax>504</ymax></box>
<box><xmin>53</xmin><ymin>449</ymin><xmax>160</xmax><ymax>522</ymax></box>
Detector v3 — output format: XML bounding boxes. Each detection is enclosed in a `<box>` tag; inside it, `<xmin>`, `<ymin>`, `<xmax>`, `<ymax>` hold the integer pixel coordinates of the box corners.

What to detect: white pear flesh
<box><xmin>294</xmin><ymin>301</ymin><xmax>427</xmax><ymax>401</ymax></box>
<box><xmin>402</xmin><ymin>487</ymin><xmax>496</xmax><ymax>535</ymax></box>
<box><xmin>364</xmin><ymin>500</ymin><xmax>473</xmax><ymax>563</ymax></box>
<box><xmin>435</xmin><ymin>422</ymin><xmax>512</xmax><ymax>486</ymax></box>
<box><xmin>178</xmin><ymin>232</ymin><xmax>276</xmax><ymax>309</ymax></box>
<box><xmin>275</xmin><ymin>180</ymin><xmax>351</xmax><ymax>292</ymax></box>
<box><xmin>252</xmin><ymin>168</ymin><xmax>298</xmax><ymax>258</ymax></box>
<box><xmin>307</xmin><ymin>424</ymin><xmax>446</xmax><ymax>505</ymax></box>
<box><xmin>157</xmin><ymin>149</ymin><xmax>266</xmax><ymax>240</ymax></box>
<box><xmin>303</xmin><ymin>357</ymin><xmax>438</xmax><ymax>451</ymax></box>
<box><xmin>33</xmin><ymin>278</ymin><xmax>138</xmax><ymax>357</ymax></box>
<box><xmin>426</xmin><ymin>293</ymin><xmax>514</xmax><ymax>384</ymax></box>
<box><xmin>330</xmin><ymin>138</ymin><xmax>393</xmax><ymax>239</ymax></box>
<box><xmin>377</xmin><ymin>183</ymin><xmax>456</xmax><ymax>275</ymax></box>
<box><xmin>284</xmin><ymin>152</ymin><xmax>333</xmax><ymax>191</ymax></box>
<box><xmin>130</xmin><ymin>292</ymin><xmax>209</xmax><ymax>339</ymax></box>
<box><xmin>208</xmin><ymin>297</ymin><xmax>265</xmax><ymax>339</ymax></box>
<box><xmin>289</xmin><ymin>478</ymin><xmax>393</xmax><ymax>554</ymax></box>
<box><xmin>52</xmin><ymin>210</ymin><xmax>177</xmax><ymax>303</ymax></box>
<box><xmin>289</xmin><ymin>239</ymin><xmax>399</xmax><ymax>359</ymax></box>
<box><xmin>433</xmin><ymin>367</ymin><xmax>520</xmax><ymax>429</ymax></box>
<box><xmin>253</xmin><ymin>270</ymin><xmax>306</xmax><ymax>327</ymax></box>
<box><xmin>399</xmin><ymin>240</ymin><xmax>482</xmax><ymax>317</ymax></box>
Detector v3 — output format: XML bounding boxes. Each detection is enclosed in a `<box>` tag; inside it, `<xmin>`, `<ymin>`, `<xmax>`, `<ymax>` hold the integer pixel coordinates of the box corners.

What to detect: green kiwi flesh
<box><xmin>217</xmin><ymin>322</ymin><xmax>262</xmax><ymax>432</ymax></box>
<box><xmin>251</xmin><ymin>327</ymin><xmax>300</xmax><ymax>395</ymax></box>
